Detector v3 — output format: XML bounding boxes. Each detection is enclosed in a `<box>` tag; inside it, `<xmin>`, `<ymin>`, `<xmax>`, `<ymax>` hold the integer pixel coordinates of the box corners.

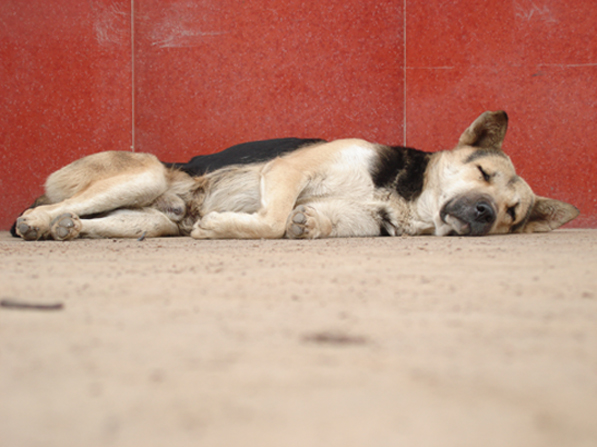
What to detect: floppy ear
<box><xmin>458</xmin><ymin>111</ymin><xmax>509</xmax><ymax>150</ymax></box>
<box><xmin>522</xmin><ymin>196</ymin><xmax>580</xmax><ymax>233</ymax></box>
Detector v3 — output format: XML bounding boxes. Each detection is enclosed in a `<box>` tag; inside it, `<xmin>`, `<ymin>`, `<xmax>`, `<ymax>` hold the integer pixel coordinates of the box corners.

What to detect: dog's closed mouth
<box><xmin>442</xmin><ymin>213</ymin><xmax>472</xmax><ymax>235</ymax></box>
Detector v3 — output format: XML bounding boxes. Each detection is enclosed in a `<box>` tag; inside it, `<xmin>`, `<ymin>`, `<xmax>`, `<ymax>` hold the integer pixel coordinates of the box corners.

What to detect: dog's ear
<box><xmin>522</xmin><ymin>196</ymin><xmax>580</xmax><ymax>233</ymax></box>
<box><xmin>458</xmin><ymin>111</ymin><xmax>509</xmax><ymax>151</ymax></box>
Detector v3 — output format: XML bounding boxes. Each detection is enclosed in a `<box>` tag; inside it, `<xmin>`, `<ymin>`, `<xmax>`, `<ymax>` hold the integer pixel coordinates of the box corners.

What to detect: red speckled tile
<box><xmin>134</xmin><ymin>0</ymin><xmax>405</xmax><ymax>162</ymax></box>
<box><xmin>0</xmin><ymin>0</ymin><xmax>132</xmax><ymax>230</ymax></box>
<box><xmin>405</xmin><ymin>0</ymin><xmax>597</xmax><ymax>227</ymax></box>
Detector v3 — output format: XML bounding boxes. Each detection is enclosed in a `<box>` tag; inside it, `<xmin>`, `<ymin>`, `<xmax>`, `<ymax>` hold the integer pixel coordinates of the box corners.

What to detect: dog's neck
<box><xmin>370</xmin><ymin>145</ymin><xmax>443</xmax><ymax>235</ymax></box>
<box><xmin>413</xmin><ymin>150</ymin><xmax>454</xmax><ymax>235</ymax></box>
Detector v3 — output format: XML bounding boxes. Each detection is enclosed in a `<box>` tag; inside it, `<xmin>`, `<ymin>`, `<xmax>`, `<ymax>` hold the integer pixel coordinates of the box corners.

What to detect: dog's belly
<box><xmin>200</xmin><ymin>166</ymin><xmax>262</xmax><ymax>215</ymax></box>
<box><xmin>186</xmin><ymin>141</ymin><xmax>382</xmax><ymax>239</ymax></box>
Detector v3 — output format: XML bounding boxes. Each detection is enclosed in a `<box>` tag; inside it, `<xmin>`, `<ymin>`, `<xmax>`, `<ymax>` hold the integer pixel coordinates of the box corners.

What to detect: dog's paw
<box><xmin>190</xmin><ymin>225</ymin><xmax>211</xmax><ymax>239</ymax></box>
<box><xmin>190</xmin><ymin>214</ymin><xmax>218</xmax><ymax>239</ymax></box>
<box><xmin>15</xmin><ymin>211</ymin><xmax>52</xmax><ymax>241</ymax></box>
<box><xmin>286</xmin><ymin>205</ymin><xmax>331</xmax><ymax>239</ymax></box>
<box><xmin>15</xmin><ymin>217</ymin><xmax>42</xmax><ymax>241</ymax></box>
<box><xmin>50</xmin><ymin>213</ymin><xmax>82</xmax><ymax>241</ymax></box>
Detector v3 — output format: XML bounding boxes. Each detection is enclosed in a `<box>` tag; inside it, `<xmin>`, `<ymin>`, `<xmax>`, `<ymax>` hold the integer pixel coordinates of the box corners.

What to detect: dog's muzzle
<box><xmin>440</xmin><ymin>194</ymin><xmax>496</xmax><ymax>236</ymax></box>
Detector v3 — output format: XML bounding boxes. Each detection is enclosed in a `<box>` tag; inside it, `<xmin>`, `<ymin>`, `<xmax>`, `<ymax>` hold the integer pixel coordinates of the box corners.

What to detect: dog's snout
<box><xmin>475</xmin><ymin>201</ymin><xmax>494</xmax><ymax>223</ymax></box>
<box><xmin>440</xmin><ymin>194</ymin><xmax>497</xmax><ymax>236</ymax></box>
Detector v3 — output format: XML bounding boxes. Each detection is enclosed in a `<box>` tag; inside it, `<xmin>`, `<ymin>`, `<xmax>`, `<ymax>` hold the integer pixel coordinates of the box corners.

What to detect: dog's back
<box><xmin>163</xmin><ymin>138</ymin><xmax>325</xmax><ymax>176</ymax></box>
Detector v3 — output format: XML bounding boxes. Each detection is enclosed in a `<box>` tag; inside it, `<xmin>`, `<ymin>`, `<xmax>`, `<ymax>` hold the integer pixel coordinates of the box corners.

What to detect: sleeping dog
<box><xmin>12</xmin><ymin>111</ymin><xmax>579</xmax><ymax>240</ymax></box>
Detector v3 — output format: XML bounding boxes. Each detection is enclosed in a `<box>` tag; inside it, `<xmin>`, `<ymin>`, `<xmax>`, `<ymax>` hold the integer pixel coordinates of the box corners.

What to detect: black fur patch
<box><xmin>371</xmin><ymin>146</ymin><xmax>431</xmax><ymax>201</ymax></box>
<box><xmin>164</xmin><ymin>138</ymin><xmax>325</xmax><ymax>176</ymax></box>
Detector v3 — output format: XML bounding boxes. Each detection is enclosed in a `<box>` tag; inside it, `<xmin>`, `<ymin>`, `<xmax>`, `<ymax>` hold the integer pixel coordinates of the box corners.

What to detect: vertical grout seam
<box><xmin>131</xmin><ymin>0</ymin><xmax>135</xmax><ymax>152</ymax></box>
<box><xmin>403</xmin><ymin>0</ymin><xmax>407</xmax><ymax>147</ymax></box>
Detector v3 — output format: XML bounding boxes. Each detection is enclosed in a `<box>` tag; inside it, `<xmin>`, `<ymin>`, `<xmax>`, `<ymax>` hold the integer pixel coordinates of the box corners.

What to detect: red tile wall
<box><xmin>134</xmin><ymin>0</ymin><xmax>404</xmax><ymax>162</ymax></box>
<box><xmin>1</xmin><ymin>0</ymin><xmax>595</xmax><ymax>230</ymax></box>
<box><xmin>0</xmin><ymin>1</ymin><xmax>133</xmax><ymax>229</ymax></box>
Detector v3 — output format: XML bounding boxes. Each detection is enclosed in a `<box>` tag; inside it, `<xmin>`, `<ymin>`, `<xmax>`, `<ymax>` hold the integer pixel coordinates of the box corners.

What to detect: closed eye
<box><xmin>477</xmin><ymin>165</ymin><xmax>491</xmax><ymax>182</ymax></box>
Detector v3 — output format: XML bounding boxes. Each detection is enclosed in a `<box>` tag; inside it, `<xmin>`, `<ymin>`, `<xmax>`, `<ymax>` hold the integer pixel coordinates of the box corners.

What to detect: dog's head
<box><xmin>427</xmin><ymin>111</ymin><xmax>579</xmax><ymax>236</ymax></box>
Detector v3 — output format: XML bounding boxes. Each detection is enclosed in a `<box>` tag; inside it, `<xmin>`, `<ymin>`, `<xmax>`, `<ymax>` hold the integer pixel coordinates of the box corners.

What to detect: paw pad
<box><xmin>16</xmin><ymin>218</ymin><xmax>39</xmax><ymax>241</ymax></box>
<box><xmin>289</xmin><ymin>208</ymin><xmax>308</xmax><ymax>237</ymax></box>
<box><xmin>50</xmin><ymin>213</ymin><xmax>81</xmax><ymax>241</ymax></box>
<box><xmin>287</xmin><ymin>205</ymin><xmax>324</xmax><ymax>239</ymax></box>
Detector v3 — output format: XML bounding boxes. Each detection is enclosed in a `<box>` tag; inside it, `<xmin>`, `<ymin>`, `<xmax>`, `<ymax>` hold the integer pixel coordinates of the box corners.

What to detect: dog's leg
<box><xmin>191</xmin><ymin>158</ymin><xmax>305</xmax><ymax>239</ymax></box>
<box><xmin>16</xmin><ymin>161</ymin><xmax>169</xmax><ymax>240</ymax></box>
<box><xmin>286</xmin><ymin>200</ymin><xmax>383</xmax><ymax>239</ymax></box>
<box><xmin>77</xmin><ymin>208</ymin><xmax>180</xmax><ymax>239</ymax></box>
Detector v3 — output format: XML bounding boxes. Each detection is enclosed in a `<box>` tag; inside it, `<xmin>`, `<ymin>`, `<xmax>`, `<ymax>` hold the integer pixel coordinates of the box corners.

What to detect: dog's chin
<box><xmin>442</xmin><ymin>214</ymin><xmax>471</xmax><ymax>236</ymax></box>
<box><xmin>434</xmin><ymin>215</ymin><xmax>469</xmax><ymax>236</ymax></box>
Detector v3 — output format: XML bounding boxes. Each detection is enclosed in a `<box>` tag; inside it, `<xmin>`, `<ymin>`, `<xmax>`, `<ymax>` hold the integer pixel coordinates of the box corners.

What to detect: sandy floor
<box><xmin>1</xmin><ymin>229</ymin><xmax>596</xmax><ymax>447</ymax></box>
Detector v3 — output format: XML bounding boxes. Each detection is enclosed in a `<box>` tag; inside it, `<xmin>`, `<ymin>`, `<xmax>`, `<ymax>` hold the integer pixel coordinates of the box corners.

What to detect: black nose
<box><xmin>475</xmin><ymin>201</ymin><xmax>494</xmax><ymax>223</ymax></box>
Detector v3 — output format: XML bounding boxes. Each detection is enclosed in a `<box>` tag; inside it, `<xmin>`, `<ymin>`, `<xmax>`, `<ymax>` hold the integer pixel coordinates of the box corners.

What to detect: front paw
<box><xmin>286</xmin><ymin>205</ymin><xmax>330</xmax><ymax>239</ymax></box>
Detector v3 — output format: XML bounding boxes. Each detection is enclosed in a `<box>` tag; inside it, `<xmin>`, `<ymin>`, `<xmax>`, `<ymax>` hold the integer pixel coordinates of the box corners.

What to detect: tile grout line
<box><xmin>131</xmin><ymin>0</ymin><xmax>135</xmax><ymax>152</ymax></box>
<box><xmin>403</xmin><ymin>0</ymin><xmax>407</xmax><ymax>147</ymax></box>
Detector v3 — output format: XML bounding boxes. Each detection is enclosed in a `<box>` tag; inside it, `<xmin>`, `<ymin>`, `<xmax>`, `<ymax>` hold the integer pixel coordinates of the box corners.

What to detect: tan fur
<box><xmin>420</xmin><ymin>147</ymin><xmax>536</xmax><ymax>235</ymax></box>
<box><xmin>14</xmin><ymin>112</ymin><xmax>579</xmax><ymax>241</ymax></box>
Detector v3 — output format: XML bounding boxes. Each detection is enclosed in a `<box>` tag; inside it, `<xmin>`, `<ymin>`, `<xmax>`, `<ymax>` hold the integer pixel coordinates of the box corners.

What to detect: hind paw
<box><xmin>50</xmin><ymin>213</ymin><xmax>82</xmax><ymax>241</ymax></box>
<box><xmin>286</xmin><ymin>205</ymin><xmax>331</xmax><ymax>239</ymax></box>
<box><xmin>15</xmin><ymin>212</ymin><xmax>52</xmax><ymax>241</ymax></box>
<box><xmin>16</xmin><ymin>217</ymin><xmax>43</xmax><ymax>241</ymax></box>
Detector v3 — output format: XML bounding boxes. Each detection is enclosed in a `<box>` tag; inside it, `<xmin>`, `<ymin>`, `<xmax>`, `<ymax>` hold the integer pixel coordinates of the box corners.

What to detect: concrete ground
<box><xmin>1</xmin><ymin>229</ymin><xmax>596</xmax><ymax>447</ymax></box>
